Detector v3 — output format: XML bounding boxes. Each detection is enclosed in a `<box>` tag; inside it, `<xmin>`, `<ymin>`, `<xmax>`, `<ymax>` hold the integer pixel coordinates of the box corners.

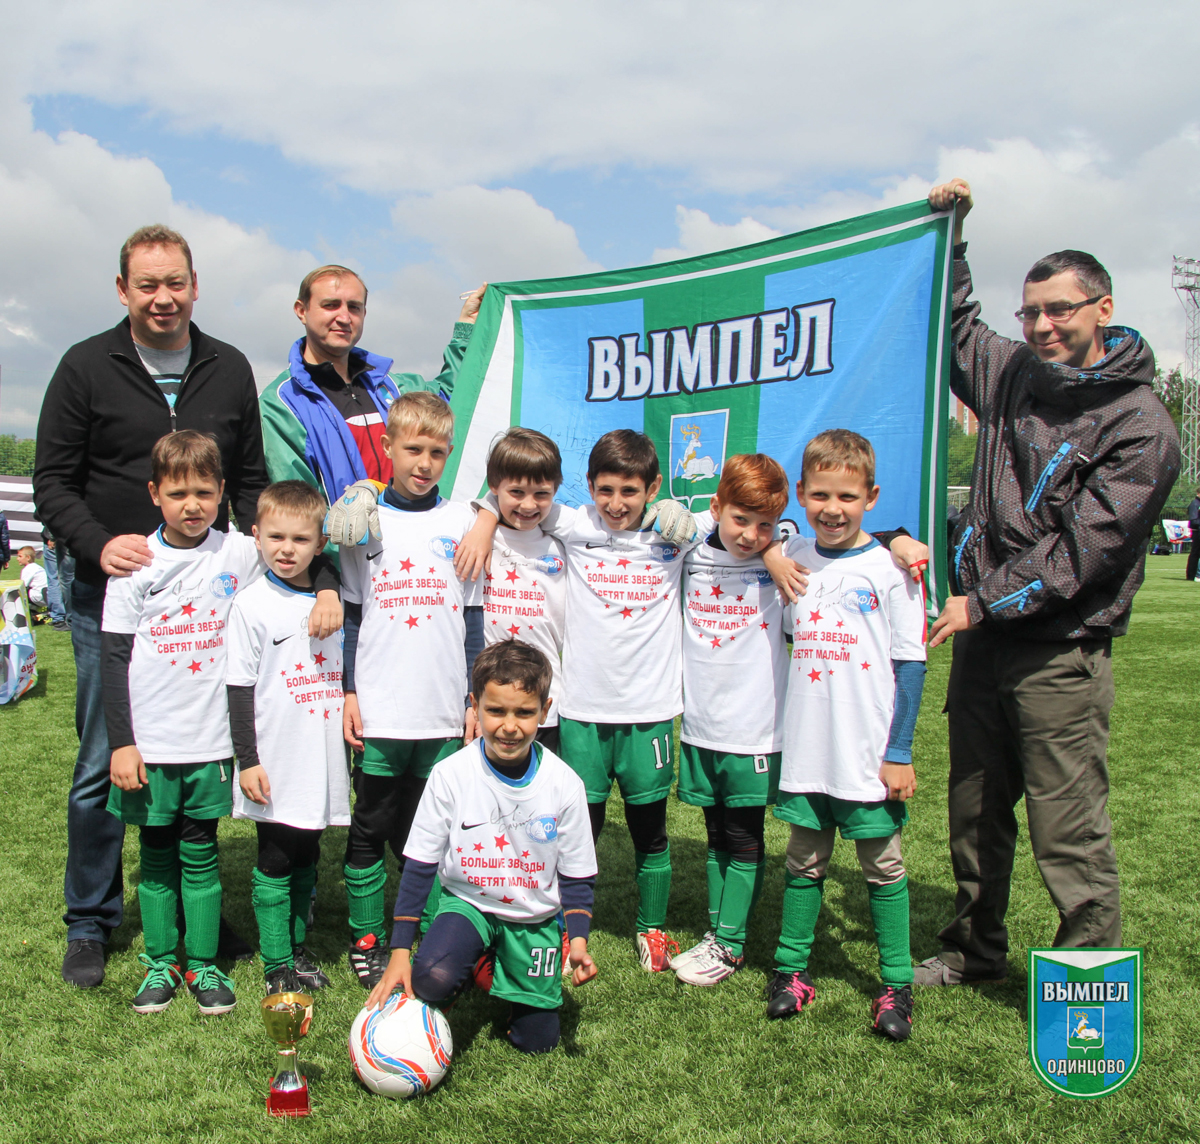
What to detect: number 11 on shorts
<box><xmin>651</xmin><ymin>732</ymin><xmax>671</xmax><ymax>770</ymax></box>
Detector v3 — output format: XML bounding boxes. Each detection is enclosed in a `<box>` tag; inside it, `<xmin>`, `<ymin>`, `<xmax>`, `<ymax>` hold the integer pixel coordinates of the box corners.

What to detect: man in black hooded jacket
<box><xmin>917</xmin><ymin>180</ymin><xmax>1180</xmax><ymax>985</ymax></box>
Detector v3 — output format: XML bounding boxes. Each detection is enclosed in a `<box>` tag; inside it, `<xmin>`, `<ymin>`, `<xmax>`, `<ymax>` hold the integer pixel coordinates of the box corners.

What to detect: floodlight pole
<box><xmin>1173</xmin><ymin>257</ymin><xmax>1200</xmax><ymax>486</ymax></box>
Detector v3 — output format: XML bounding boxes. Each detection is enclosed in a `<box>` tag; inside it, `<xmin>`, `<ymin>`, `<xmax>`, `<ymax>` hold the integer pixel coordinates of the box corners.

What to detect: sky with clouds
<box><xmin>1</xmin><ymin>1</ymin><xmax>1197</xmax><ymax>435</ymax></box>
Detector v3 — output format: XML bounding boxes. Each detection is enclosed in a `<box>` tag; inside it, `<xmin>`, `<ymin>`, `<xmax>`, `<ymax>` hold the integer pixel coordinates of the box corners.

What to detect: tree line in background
<box><xmin>0</xmin><ymin>435</ymin><xmax>36</xmax><ymax>477</ymax></box>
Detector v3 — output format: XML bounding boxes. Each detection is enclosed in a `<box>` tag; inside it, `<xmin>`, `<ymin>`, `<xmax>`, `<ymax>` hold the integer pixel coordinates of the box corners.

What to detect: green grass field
<box><xmin>1</xmin><ymin>558</ymin><xmax>1197</xmax><ymax>1143</ymax></box>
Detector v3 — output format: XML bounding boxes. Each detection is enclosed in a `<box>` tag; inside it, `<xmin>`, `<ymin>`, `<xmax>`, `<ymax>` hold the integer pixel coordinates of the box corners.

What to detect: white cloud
<box><xmin>391</xmin><ymin>185</ymin><xmax>602</xmax><ymax>285</ymax></box>
<box><xmin>651</xmin><ymin>206</ymin><xmax>780</xmax><ymax>262</ymax></box>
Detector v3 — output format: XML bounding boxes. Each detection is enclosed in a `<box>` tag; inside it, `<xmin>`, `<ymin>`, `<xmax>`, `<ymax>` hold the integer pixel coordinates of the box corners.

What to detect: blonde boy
<box><xmin>338</xmin><ymin>391</ymin><xmax>484</xmax><ymax>988</ymax></box>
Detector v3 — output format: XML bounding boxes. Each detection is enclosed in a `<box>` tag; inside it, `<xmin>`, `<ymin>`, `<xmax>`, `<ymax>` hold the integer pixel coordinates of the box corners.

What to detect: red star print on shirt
<box><xmin>808</xmin><ymin>668</ymin><xmax>822</xmax><ymax>683</ymax></box>
<box><xmin>711</xmin><ymin>636</ymin><xmax>722</xmax><ymax>649</ymax></box>
<box><xmin>473</xmin><ymin>842</ymin><xmax>485</xmax><ymax>852</ymax></box>
<box><xmin>295</xmin><ymin>662</ymin><xmax>304</xmax><ymax>671</ymax></box>
<box><xmin>313</xmin><ymin>652</ymin><xmax>326</xmax><ymax>666</ymax></box>
<box><xmin>398</xmin><ymin>558</ymin><xmax>414</xmax><ymax>573</ymax></box>
<box><xmin>761</xmin><ymin>621</ymin><xmax>770</xmax><ymax>630</ymax></box>
<box><xmin>500</xmin><ymin>896</ymin><xmax>514</xmax><ymax>904</ymax></box>
<box><xmin>507</xmin><ymin>623</ymin><xmax>521</xmax><ymax>636</ymax></box>
<box><xmin>405</xmin><ymin>615</ymin><xmax>419</xmax><ymax>629</ymax></box>
<box><xmin>160</xmin><ymin>613</ymin><xmax>170</xmax><ymax>622</ymax></box>
<box><xmin>505</xmin><ymin>568</ymin><xmax>520</xmax><ymax>582</ymax></box>
<box><xmin>809</xmin><ymin>609</ymin><xmax>822</xmax><ymax>623</ymax></box>
<box><xmin>521</xmin><ymin>850</ymin><xmax>530</xmax><ymax>858</ymax></box>
<box><xmin>710</xmin><ymin>584</ymin><xmax>724</xmax><ymax>598</ymax></box>
<box><xmin>860</xmin><ymin>661</ymin><xmax>871</xmax><ymax>670</ymax></box>
<box><xmin>180</xmin><ymin>602</ymin><xmax>196</xmax><ymax>618</ymax></box>
<box><xmin>616</xmin><ymin>558</ymin><xmax>631</xmax><ymax>568</ymax></box>
<box><xmin>620</xmin><ymin>606</ymin><xmax>633</xmax><ymax>619</ymax></box>
<box><xmin>494</xmin><ymin>834</ymin><xmax>509</xmax><ymax>852</ymax></box>
<box><xmin>209</xmin><ymin>609</ymin><xmax>217</xmax><ymax>617</ymax></box>
<box><xmin>187</xmin><ymin>660</ymin><xmax>202</xmax><ymax>674</ymax></box>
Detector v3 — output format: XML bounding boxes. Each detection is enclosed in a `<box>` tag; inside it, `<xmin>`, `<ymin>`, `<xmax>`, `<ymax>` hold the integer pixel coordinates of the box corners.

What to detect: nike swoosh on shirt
<box><xmin>584</xmin><ymin>541</ymin><xmax>609</xmax><ymax>549</ymax></box>
<box><xmin>272</xmin><ymin>635</ymin><xmax>294</xmax><ymax>646</ymax></box>
<box><xmin>460</xmin><ymin>821</ymin><xmax>487</xmax><ymax>830</ymax></box>
<box><xmin>148</xmin><ymin>585</ymin><xmax>172</xmax><ymax>596</ymax></box>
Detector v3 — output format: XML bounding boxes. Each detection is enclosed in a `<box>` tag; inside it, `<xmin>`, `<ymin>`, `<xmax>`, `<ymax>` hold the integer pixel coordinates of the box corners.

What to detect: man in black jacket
<box><xmin>1185</xmin><ymin>489</ymin><xmax>1200</xmax><ymax>581</ymax></box>
<box><xmin>918</xmin><ymin>180</ymin><xmax>1180</xmax><ymax>984</ymax></box>
<box><xmin>35</xmin><ymin>225</ymin><xmax>270</xmax><ymax>987</ymax></box>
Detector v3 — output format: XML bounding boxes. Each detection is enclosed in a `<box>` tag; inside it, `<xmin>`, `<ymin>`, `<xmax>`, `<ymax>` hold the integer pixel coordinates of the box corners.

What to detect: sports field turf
<box><xmin>1</xmin><ymin>557</ymin><xmax>1197</xmax><ymax>1143</ymax></box>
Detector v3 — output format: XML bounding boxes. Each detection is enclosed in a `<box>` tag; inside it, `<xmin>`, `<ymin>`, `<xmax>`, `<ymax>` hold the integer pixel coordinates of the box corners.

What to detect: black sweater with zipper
<box><xmin>34</xmin><ymin>318</ymin><xmax>270</xmax><ymax>586</ymax></box>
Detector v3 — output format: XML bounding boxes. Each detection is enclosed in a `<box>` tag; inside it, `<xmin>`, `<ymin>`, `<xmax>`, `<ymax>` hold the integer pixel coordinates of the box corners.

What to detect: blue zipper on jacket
<box><xmin>990</xmin><ymin>580</ymin><xmax>1043</xmax><ymax>613</ymax></box>
<box><xmin>953</xmin><ymin>524</ymin><xmax>973</xmax><ymax>586</ymax></box>
<box><xmin>1025</xmin><ymin>442</ymin><xmax>1073</xmax><ymax>513</ymax></box>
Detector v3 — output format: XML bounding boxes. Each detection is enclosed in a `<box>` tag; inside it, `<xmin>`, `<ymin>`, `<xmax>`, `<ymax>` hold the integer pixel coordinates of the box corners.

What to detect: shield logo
<box><xmin>669</xmin><ymin>410</ymin><xmax>728</xmax><ymax>510</ymax></box>
<box><xmin>1028</xmin><ymin>948</ymin><xmax>1142</xmax><ymax>1098</ymax></box>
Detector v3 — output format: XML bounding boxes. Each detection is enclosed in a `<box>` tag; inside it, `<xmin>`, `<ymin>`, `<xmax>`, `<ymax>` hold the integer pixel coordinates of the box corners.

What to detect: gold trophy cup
<box><xmin>261</xmin><ymin>991</ymin><xmax>314</xmax><ymax>1116</ymax></box>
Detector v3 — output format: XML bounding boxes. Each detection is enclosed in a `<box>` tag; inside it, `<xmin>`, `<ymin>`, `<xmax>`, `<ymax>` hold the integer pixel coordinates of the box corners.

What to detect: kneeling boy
<box><xmin>366</xmin><ymin>641</ymin><xmax>598</xmax><ymax>1054</ymax></box>
<box><xmin>227</xmin><ymin>481</ymin><xmax>352</xmax><ymax>995</ymax></box>
<box><xmin>767</xmin><ymin>429</ymin><xmax>926</xmax><ymax>1041</ymax></box>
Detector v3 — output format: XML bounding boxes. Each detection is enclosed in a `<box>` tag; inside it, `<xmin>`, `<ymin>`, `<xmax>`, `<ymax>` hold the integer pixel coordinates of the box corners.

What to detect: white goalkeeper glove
<box><xmin>641</xmin><ymin>498</ymin><xmax>698</xmax><ymax>545</ymax></box>
<box><xmin>324</xmin><ymin>479</ymin><xmax>383</xmax><ymax>547</ymax></box>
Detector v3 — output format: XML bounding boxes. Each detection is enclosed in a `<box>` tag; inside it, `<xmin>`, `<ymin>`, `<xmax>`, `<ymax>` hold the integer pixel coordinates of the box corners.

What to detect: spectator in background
<box><xmin>16</xmin><ymin>545</ymin><xmax>47</xmax><ymax>608</ymax></box>
<box><xmin>0</xmin><ymin>510</ymin><xmax>9</xmax><ymax>569</ymax></box>
<box><xmin>1186</xmin><ymin>488</ymin><xmax>1200</xmax><ymax>582</ymax></box>
<box><xmin>34</xmin><ymin>224</ymin><xmax>271</xmax><ymax>989</ymax></box>
<box><xmin>42</xmin><ymin>530</ymin><xmax>72</xmax><ymax>630</ymax></box>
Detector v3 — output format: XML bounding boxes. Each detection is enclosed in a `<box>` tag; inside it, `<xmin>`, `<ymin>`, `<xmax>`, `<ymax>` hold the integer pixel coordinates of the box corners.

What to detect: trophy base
<box><xmin>267</xmin><ymin>1077</ymin><xmax>311</xmax><ymax>1117</ymax></box>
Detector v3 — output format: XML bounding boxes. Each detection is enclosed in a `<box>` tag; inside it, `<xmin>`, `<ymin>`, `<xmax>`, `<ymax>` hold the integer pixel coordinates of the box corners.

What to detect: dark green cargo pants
<box><xmin>936</xmin><ymin>628</ymin><xmax>1119</xmax><ymax>975</ymax></box>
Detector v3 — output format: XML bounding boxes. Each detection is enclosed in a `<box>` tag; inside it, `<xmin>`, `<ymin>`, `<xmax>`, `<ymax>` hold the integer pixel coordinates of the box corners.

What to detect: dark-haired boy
<box><xmin>227</xmin><ymin>481</ymin><xmax>351</xmax><ymax>995</ymax></box>
<box><xmin>102</xmin><ymin>433</ymin><xmax>341</xmax><ymax>1014</ymax></box>
<box><xmin>366</xmin><ymin>640</ymin><xmax>598</xmax><ymax>1055</ymax></box>
<box><xmin>476</xmin><ymin>427</ymin><xmax>568</xmax><ymax>752</ymax></box>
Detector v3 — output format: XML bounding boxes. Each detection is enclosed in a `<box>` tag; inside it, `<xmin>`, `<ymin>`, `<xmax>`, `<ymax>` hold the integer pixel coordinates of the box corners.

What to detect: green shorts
<box><xmin>106</xmin><ymin>760</ymin><xmax>233</xmax><ymax>826</ymax></box>
<box><xmin>677</xmin><ymin>742</ymin><xmax>781</xmax><ymax>808</ymax></box>
<box><xmin>558</xmin><ymin>718</ymin><xmax>674</xmax><ymax>805</ymax></box>
<box><xmin>773</xmin><ymin>790</ymin><xmax>906</xmax><ymax>838</ymax></box>
<box><xmin>360</xmin><ymin>737</ymin><xmax>460</xmax><ymax>780</ymax></box>
<box><xmin>435</xmin><ymin>893</ymin><xmax>563</xmax><ymax>1010</ymax></box>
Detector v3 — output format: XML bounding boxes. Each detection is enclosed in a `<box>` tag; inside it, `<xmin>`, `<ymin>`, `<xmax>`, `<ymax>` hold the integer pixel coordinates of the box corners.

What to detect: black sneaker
<box><xmin>186</xmin><ymin>964</ymin><xmax>237</xmax><ymax>1014</ymax></box>
<box><xmin>765</xmin><ymin>970</ymin><xmax>817</xmax><ymax>1020</ymax></box>
<box><xmin>871</xmin><ymin>984</ymin><xmax>914</xmax><ymax>1042</ymax></box>
<box><xmin>292</xmin><ymin>946</ymin><xmax>330</xmax><ymax>990</ymax></box>
<box><xmin>216</xmin><ymin>916</ymin><xmax>255</xmax><ymax>962</ymax></box>
<box><xmin>52</xmin><ymin>619</ymin><xmax>71</xmax><ymax>632</ymax></box>
<box><xmin>347</xmin><ymin>933</ymin><xmax>389</xmax><ymax>989</ymax></box>
<box><xmin>264</xmin><ymin>965</ymin><xmax>304</xmax><ymax>996</ymax></box>
<box><xmin>132</xmin><ymin>954</ymin><xmax>183</xmax><ymax>1013</ymax></box>
<box><xmin>62</xmin><ymin>938</ymin><xmax>106</xmax><ymax>988</ymax></box>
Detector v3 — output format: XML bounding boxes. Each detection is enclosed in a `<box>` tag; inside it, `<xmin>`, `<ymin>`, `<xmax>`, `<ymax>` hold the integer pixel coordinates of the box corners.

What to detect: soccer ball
<box><xmin>348</xmin><ymin>993</ymin><xmax>453</xmax><ymax>1098</ymax></box>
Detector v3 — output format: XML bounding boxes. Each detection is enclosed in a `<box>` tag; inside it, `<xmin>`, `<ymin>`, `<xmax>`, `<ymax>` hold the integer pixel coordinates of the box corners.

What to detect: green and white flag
<box><xmin>446</xmin><ymin>200</ymin><xmax>954</xmax><ymax>604</ymax></box>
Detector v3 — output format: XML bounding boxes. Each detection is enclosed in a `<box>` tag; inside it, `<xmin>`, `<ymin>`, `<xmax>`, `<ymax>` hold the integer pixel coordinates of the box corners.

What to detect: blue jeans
<box><xmin>43</xmin><ymin>544</ymin><xmax>66</xmax><ymax>623</ymax></box>
<box><xmin>64</xmin><ymin>577</ymin><xmax>125</xmax><ymax>942</ymax></box>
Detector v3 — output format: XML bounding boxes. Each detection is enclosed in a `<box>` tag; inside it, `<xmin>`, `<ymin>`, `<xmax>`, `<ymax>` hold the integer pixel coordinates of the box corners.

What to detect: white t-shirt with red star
<box><xmin>482</xmin><ymin>525</ymin><xmax>567</xmax><ymax>727</ymax></box>
<box><xmin>541</xmin><ymin>503</ymin><xmax>694</xmax><ymax>725</ymax></box>
<box><xmin>227</xmin><ymin>573</ymin><xmax>351</xmax><ymax>830</ymax></box>
<box><xmin>681</xmin><ymin>513</ymin><xmax>789</xmax><ymax>754</ymax></box>
<box><xmin>101</xmin><ymin>526</ymin><xmax>264</xmax><ymax>764</ymax></box>
<box><xmin>403</xmin><ymin>740</ymin><xmax>597</xmax><ymax>924</ymax></box>
<box><xmin>779</xmin><ymin>536</ymin><xmax>926</xmax><ymax>803</ymax></box>
<box><xmin>340</xmin><ymin>497</ymin><xmax>484</xmax><ymax>739</ymax></box>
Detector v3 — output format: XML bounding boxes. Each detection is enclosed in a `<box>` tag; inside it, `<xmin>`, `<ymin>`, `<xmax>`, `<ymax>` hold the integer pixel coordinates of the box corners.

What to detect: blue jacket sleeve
<box><xmin>389</xmin><ymin>859</ymin><xmax>439</xmax><ymax>950</ymax></box>
<box><xmin>561</xmin><ymin>875</ymin><xmax>596</xmax><ymax>942</ymax></box>
<box><xmin>883</xmin><ymin>659</ymin><xmax>926</xmax><ymax>764</ymax></box>
<box><xmin>342</xmin><ymin>601</ymin><xmax>362</xmax><ymax>692</ymax></box>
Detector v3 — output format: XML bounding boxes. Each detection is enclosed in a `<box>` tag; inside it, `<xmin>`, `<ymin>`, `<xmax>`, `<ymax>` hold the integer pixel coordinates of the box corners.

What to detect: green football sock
<box><xmin>773</xmin><ymin>873</ymin><xmax>824</xmax><ymax>975</ymax></box>
<box><xmin>179</xmin><ymin>839</ymin><xmax>222</xmax><ymax>972</ymax></box>
<box><xmin>344</xmin><ymin>860</ymin><xmax>387</xmax><ymax>942</ymax></box>
<box><xmin>868</xmin><ymin>876</ymin><xmax>913</xmax><ymax>987</ymax></box>
<box><xmin>750</xmin><ymin>858</ymin><xmax>765</xmax><ymax>917</ymax></box>
<box><xmin>288</xmin><ymin>864</ymin><xmax>317</xmax><ymax>950</ymax></box>
<box><xmin>705</xmin><ymin>848</ymin><xmax>730</xmax><ymax>929</ymax></box>
<box><xmin>634</xmin><ymin>846</ymin><xmax>672</xmax><ymax>933</ymax></box>
<box><xmin>252</xmin><ymin>869</ymin><xmax>293</xmax><ymax>974</ymax></box>
<box><xmin>714</xmin><ymin>859</ymin><xmax>758</xmax><ymax>957</ymax></box>
<box><xmin>138</xmin><ymin>843</ymin><xmax>181</xmax><ymax>962</ymax></box>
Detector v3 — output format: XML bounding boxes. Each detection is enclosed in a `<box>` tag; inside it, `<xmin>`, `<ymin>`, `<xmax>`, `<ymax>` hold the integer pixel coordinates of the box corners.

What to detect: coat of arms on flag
<box><xmin>669</xmin><ymin>410</ymin><xmax>728</xmax><ymax>509</ymax></box>
<box><xmin>1029</xmin><ymin>948</ymin><xmax>1142</xmax><ymax>1098</ymax></box>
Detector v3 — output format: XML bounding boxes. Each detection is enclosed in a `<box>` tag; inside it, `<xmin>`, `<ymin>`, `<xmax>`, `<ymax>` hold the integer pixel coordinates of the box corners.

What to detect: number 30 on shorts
<box><xmin>527</xmin><ymin>946</ymin><xmax>559</xmax><ymax>977</ymax></box>
<box><xmin>651</xmin><ymin>731</ymin><xmax>672</xmax><ymax>770</ymax></box>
